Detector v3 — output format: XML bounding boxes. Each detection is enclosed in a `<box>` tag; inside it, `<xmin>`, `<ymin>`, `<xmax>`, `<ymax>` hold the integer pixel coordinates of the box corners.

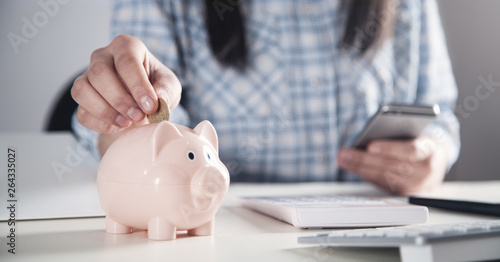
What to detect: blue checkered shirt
<box><xmin>72</xmin><ymin>0</ymin><xmax>460</xmax><ymax>182</ymax></box>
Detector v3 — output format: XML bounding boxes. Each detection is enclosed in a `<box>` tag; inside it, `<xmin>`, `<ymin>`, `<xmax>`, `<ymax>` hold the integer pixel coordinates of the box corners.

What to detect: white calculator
<box><xmin>239</xmin><ymin>195</ymin><xmax>428</xmax><ymax>228</ymax></box>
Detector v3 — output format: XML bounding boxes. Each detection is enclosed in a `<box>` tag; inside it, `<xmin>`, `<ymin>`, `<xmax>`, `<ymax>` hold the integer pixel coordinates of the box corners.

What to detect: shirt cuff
<box><xmin>71</xmin><ymin>110</ymin><xmax>102</xmax><ymax>161</ymax></box>
<box><xmin>423</xmin><ymin>119</ymin><xmax>461</xmax><ymax>173</ymax></box>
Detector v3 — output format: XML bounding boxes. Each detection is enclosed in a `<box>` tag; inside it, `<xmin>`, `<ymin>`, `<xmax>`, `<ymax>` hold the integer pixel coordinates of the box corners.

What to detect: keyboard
<box><xmin>299</xmin><ymin>220</ymin><xmax>500</xmax><ymax>262</ymax></box>
<box><xmin>239</xmin><ymin>195</ymin><xmax>428</xmax><ymax>228</ymax></box>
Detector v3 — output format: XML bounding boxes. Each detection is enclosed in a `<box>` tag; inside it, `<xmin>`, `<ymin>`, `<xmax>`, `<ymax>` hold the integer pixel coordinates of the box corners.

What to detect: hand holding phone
<box><xmin>339</xmin><ymin>103</ymin><xmax>446</xmax><ymax>194</ymax></box>
<box><xmin>353</xmin><ymin>103</ymin><xmax>440</xmax><ymax>149</ymax></box>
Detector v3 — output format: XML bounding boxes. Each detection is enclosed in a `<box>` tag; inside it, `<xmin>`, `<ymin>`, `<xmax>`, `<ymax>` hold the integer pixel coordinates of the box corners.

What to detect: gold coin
<box><xmin>147</xmin><ymin>98</ymin><xmax>171</xmax><ymax>123</ymax></box>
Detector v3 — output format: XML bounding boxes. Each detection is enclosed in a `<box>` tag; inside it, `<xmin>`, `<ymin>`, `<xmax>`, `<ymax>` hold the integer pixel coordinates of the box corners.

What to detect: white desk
<box><xmin>1</xmin><ymin>181</ymin><xmax>499</xmax><ymax>262</ymax></box>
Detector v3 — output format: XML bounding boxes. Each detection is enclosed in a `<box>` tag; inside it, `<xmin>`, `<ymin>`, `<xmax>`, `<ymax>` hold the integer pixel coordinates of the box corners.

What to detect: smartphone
<box><xmin>352</xmin><ymin>103</ymin><xmax>440</xmax><ymax>149</ymax></box>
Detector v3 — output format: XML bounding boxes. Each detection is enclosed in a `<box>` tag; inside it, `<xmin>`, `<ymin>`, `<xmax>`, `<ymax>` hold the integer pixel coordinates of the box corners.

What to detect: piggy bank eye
<box><xmin>187</xmin><ymin>151</ymin><xmax>196</xmax><ymax>162</ymax></box>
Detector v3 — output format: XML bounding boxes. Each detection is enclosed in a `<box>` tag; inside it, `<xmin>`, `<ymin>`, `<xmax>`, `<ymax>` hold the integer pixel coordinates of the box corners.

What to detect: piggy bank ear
<box><xmin>151</xmin><ymin>121</ymin><xmax>183</xmax><ymax>162</ymax></box>
<box><xmin>194</xmin><ymin>120</ymin><xmax>218</xmax><ymax>152</ymax></box>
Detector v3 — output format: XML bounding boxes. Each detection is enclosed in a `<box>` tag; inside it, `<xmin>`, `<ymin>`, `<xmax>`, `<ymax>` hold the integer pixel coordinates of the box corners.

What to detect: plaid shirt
<box><xmin>73</xmin><ymin>0</ymin><xmax>460</xmax><ymax>182</ymax></box>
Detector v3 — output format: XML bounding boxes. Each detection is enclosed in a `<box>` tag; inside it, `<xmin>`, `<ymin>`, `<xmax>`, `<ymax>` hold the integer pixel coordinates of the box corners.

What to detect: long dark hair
<box><xmin>205</xmin><ymin>0</ymin><xmax>394</xmax><ymax>69</ymax></box>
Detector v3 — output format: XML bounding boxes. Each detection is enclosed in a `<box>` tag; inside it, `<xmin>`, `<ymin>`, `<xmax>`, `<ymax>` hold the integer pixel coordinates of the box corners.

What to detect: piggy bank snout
<box><xmin>190</xmin><ymin>166</ymin><xmax>228</xmax><ymax>211</ymax></box>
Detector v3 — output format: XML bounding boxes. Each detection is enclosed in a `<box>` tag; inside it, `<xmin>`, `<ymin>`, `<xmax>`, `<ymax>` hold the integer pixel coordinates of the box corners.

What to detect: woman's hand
<box><xmin>71</xmin><ymin>34</ymin><xmax>182</xmax><ymax>133</ymax></box>
<box><xmin>337</xmin><ymin>136</ymin><xmax>448</xmax><ymax>195</ymax></box>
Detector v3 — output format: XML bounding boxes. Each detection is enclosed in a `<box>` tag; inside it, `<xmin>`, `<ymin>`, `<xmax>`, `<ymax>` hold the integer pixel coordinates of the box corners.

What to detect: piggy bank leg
<box><xmin>106</xmin><ymin>216</ymin><xmax>133</xmax><ymax>234</ymax></box>
<box><xmin>148</xmin><ymin>217</ymin><xmax>176</xmax><ymax>240</ymax></box>
<box><xmin>188</xmin><ymin>219</ymin><xmax>214</xmax><ymax>236</ymax></box>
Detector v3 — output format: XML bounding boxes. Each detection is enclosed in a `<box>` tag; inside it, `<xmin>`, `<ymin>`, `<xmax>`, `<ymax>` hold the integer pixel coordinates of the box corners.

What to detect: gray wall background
<box><xmin>0</xmin><ymin>0</ymin><xmax>111</xmax><ymax>131</ymax></box>
<box><xmin>1</xmin><ymin>0</ymin><xmax>499</xmax><ymax>180</ymax></box>
<box><xmin>438</xmin><ymin>0</ymin><xmax>500</xmax><ymax>180</ymax></box>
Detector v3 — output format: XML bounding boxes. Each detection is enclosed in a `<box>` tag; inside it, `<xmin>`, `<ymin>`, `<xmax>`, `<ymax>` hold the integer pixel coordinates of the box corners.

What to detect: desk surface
<box><xmin>1</xmin><ymin>181</ymin><xmax>499</xmax><ymax>262</ymax></box>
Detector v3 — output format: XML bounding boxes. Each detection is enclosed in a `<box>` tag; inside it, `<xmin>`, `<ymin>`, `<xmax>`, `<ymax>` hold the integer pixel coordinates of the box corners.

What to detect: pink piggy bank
<box><xmin>97</xmin><ymin>120</ymin><xmax>230</xmax><ymax>240</ymax></box>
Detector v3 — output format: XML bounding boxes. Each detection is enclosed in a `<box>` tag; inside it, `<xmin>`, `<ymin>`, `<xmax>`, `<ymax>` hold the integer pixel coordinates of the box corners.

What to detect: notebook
<box><xmin>0</xmin><ymin>133</ymin><xmax>104</xmax><ymax>221</ymax></box>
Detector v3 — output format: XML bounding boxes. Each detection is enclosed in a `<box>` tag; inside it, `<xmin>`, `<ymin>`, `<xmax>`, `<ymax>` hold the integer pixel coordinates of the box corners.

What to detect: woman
<box><xmin>71</xmin><ymin>0</ymin><xmax>460</xmax><ymax>194</ymax></box>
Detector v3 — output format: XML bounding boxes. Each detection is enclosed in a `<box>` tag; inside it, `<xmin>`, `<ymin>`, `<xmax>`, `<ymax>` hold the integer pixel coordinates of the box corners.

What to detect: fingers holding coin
<box><xmin>147</xmin><ymin>98</ymin><xmax>171</xmax><ymax>123</ymax></box>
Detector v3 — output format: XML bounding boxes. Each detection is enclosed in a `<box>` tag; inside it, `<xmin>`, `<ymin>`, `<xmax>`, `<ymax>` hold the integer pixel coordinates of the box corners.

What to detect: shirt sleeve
<box><xmin>414</xmin><ymin>0</ymin><xmax>460</xmax><ymax>170</ymax></box>
<box><xmin>71</xmin><ymin>0</ymin><xmax>190</xmax><ymax>160</ymax></box>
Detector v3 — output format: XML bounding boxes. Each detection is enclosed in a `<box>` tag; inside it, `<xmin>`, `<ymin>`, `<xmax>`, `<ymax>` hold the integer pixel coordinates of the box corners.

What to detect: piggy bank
<box><xmin>97</xmin><ymin>120</ymin><xmax>230</xmax><ymax>240</ymax></box>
